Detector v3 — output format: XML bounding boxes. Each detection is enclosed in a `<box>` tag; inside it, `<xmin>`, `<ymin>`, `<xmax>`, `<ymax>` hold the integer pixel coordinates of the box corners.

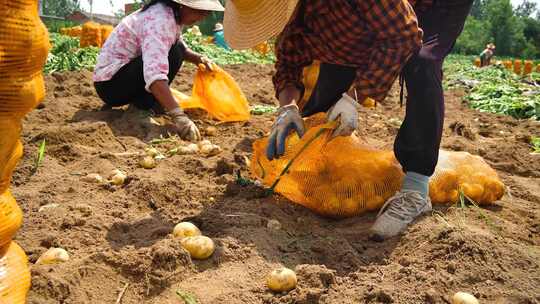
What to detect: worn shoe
<box><xmin>369</xmin><ymin>190</ymin><xmax>432</xmax><ymax>241</ymax></box>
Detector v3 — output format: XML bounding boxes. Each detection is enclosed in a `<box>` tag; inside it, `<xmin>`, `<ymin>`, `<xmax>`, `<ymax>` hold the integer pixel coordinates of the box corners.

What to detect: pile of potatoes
<box><xmin>173</xmin><ymin>222</ymin><xmax>215</xmax><ymax>260</ymax></box>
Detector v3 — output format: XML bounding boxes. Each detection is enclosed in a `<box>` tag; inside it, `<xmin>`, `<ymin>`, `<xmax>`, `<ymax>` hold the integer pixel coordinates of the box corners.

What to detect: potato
<box><xmin>173</xmin><ymin>222</ymin><xmax>202</xmax><ymax>239</ymax></box>
<box><xmin>178</xmin><ymin>144</ymin><xmax>199</xmax><ymax>155</ymax></box>
<box><xmin>267</xmin><ymin>267</ymin><xmax>297</xmax><ymax>292</ymax></box>
<box><xmin>452</xmin><ymin>292</ymin><xmax>479</xmax><ymax>304</ymax></box>
<box><xmin>110</xmin><ymin>172</ymin><xmax>127</xmax><ymax>185</ymax></box>
<box><xmin>81</xmin><ymin>173</ymin><xmax>104</xmax><ymax>183</ymax></box>
<box><xmin>181</xmin><ymin>236</ymin><xmax>215</xmax><ymax>259</ymax></box>
<box><xmin>197</xmin><ymin>140</ymin><xmax>212</xmax><ymax>148</ymax></box>
<box><xmin>145</xmin><ymin>147</ymin><xmax>159</xmax><ymax>157</ymax></box>
<box><xmin>200</xmin><ymin>144</ymin><xmax>221</xmax><ymax>157</ymax></box>
<box><xmin>140</xmin><ymin>156</ymin><xmax>157</xmax><ymax>169</ymax></box>
<box><xmin>205</xmin><ymin>126</ymin><xmax>217</xmax><ymax>136</ymax></box>
<box><xmin>36</xmin><ymin>248</ymin><xmax>69</xmax><ymax>265</ymax></box>
<box><xmin>267</xmin><ymin>219</ymin><xmax>282</xmax><ymax>230</ymax></box>
<box><xmin>109</xmin><ymin>169</ymin><xmax>124</xmax><ymax>177</ymax></box>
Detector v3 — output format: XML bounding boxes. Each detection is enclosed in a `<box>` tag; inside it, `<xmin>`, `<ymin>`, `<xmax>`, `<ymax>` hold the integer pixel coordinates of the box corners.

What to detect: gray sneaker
<box><xmin>369</xmin><ymin>190</ymin><xmax>432</xmax><ymax>241</ymax></box>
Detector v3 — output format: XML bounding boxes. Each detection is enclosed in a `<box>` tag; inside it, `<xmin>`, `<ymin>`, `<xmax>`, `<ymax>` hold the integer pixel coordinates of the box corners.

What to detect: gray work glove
<box><xmin>266</xmin><ymin>104</ymin><xmax>305</xmax><ymax>160</ymax></box>
<box><xmin>167</xmin><ymin>107</ymin><xmax>201</xmax><ymax>141</ymax></box>
<box><xmin>327</xmin><ymin>93</ymin><xmax>360</xmax><ymax>138</ymax></box>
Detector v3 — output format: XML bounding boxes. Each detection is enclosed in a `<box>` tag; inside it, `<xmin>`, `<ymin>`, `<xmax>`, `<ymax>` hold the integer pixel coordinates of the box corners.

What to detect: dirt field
<box><xmin>13</xmin><ymin>64</ymin><xmax>540</xmax><ymax>304</ymax></box>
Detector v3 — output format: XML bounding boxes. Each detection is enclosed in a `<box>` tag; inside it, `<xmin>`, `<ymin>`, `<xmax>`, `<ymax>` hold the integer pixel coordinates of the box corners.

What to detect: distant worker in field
<box><xmin>223</xmin><ymin>0</ymin><xmax>473</xmax><ymax>241</ymax></box>
<box><xmin>93</xmin><ymin>0</ymin><xmax>225</xmax><ymax>141</ymax></box>
<box><xmin>479</xmin><ymin>43</ymin><xmax>496</xmax><ymax>67</ymax></box>
<box><xmin>212</xmin><ymin>23</ymin><xmax>231</xmax><ymax>50</ymax></box>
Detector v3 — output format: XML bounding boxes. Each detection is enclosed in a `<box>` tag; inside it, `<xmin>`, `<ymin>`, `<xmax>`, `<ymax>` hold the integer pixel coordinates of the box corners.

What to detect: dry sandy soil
<box><xmin>12</xmin><ymin>64</ymin><xmax>540</xmax><ymax>303</ymax></box>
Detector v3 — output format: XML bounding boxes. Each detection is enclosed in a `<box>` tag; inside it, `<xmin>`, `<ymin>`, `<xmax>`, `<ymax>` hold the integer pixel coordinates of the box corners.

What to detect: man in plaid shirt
<box><xmin>223</xmin><ymin>0</ymin><xmax>474</xmax><ymax>240</ymax></box>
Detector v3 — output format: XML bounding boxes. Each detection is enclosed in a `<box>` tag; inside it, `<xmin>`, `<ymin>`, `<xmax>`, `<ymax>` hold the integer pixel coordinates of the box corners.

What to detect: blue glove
<box><xmin>266</xmin><ymin>104</ymin><xmax>305</xmax><ymax>160</ymax></box>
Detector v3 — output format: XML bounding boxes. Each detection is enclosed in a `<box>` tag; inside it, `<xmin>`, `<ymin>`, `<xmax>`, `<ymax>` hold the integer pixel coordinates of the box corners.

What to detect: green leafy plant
<box><xmin>250</xmin><ymin>105</ymin><xmax>277</xmax><ymax>115</ymax></box>
<box><xmin>183</xmin><ymin>31</ymin><xmax>275</xmax><ymax>65</ymax></box>
<box><xmin>33</xmin><ymin>139</ymin><xmax>47</xmax><ymax>171</ymax></box>
<box><xmin>531</xmin><ymin>136</ymin><xmax>540</xmax><ymax>153</ymax></box>
<box><xmin>444</xmin><ymin>55</ymin><xmax>540</xmax><ymax>120</ymax></box>
<box><xmin>44</xmin><ymin>33</ymin><xmax>100</xmax><ymax>73</ymax></box>
<box><xmin>176</xmin><ymin>290</ymin><xmax>199</xmax><ymax>304</ymax></box>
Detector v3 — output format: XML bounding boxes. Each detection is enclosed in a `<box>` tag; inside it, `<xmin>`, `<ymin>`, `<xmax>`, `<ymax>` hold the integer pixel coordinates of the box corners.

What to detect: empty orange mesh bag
<box><xmin>172</xmin><ymin>64</ymin><xmax>250</xmax><ymax>122</ymax></box>
<box><xmin>0</xmin><ymin>242</ymin><xmax>31</xmax><ymax>303</ymax></box>
<box><xmin>250</xmin><ymin>113</ymin><xmax>505</xmax><ymax>218</ymax></box>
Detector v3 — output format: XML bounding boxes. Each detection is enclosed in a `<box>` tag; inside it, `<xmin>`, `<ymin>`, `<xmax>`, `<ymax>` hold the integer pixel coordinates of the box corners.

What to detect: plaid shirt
<box><xmin>273</xmin><ymin>0</ymin><xmax>428</xmax><ymax>102</ymax></box>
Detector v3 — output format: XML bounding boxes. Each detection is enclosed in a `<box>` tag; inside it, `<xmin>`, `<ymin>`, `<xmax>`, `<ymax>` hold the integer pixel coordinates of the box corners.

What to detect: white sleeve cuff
<box><xmin>145</xmin><ymin>74</ymin><xmax>169</xmax><ymax>92</ymax></box>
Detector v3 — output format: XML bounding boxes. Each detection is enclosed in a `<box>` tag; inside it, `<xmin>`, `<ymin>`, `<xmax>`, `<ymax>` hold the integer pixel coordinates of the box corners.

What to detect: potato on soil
<box><xmin>452</xmin><ymin>292</ymin><xmax>479</xmax><ymax>304</ymax></box>
<box><xmin>36</xmin><ymin>248</ymin><xmax>69</xmax><ymax>265</ymax></box>
<box><xmin>139</xmin><ymin>155</ymin><xmax>157</xmax><ymax>169</ymax></box>
<box><xmin>173</xmin><ymin>222</ymin><xmax>202</xmax><ymax>239</ymax></box>
<box><xmin>180</xmin><ymin>236</ymin><xmax>215</xmax><ymax>259</ymax></box>
<box><xmin>267</xmin><ymin>267</ymin><xmax>297</xmax><ymax>292</ymax></box>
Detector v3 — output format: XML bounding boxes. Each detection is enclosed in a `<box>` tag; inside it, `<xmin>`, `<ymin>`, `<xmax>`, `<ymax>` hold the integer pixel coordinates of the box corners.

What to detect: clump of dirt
<box><xmin>12</xmin><ymin>65</ymin><xmax>540</xmax><ymax>304</ymax></box>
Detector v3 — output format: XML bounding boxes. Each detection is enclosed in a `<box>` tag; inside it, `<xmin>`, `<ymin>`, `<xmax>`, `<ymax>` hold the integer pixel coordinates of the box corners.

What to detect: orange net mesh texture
<box><xmin>250</xmin><ymin>114</ymin><xmax>505</xmax><ymax>218</ymax></box>
<box><xmin>100</xmin><ymin>25</ymin><xmax>114</xmax><ymax>47</ymax></box>
<box><xmin>523</xmin><ymin>60</ymin><xmax>534</xmax><ymax>75</ymax></box>
<box><xmin>0</xmin><ymin>242</ymin><xmax>31</xmax><ymax>303</ymax></box>
<box><xmin>172</xmin><ymin>64</ymin><xmax>250</xmax><ymax>122</ymax></box>
<box><xmin>0</xmin><ymin>0</ymin><xmax>49</xmax><ymax>302</ymax></box>
<box><xmin>80</xmin><ymin>22</ymin><xmax>102</xmax><ymax>48</ymax></box>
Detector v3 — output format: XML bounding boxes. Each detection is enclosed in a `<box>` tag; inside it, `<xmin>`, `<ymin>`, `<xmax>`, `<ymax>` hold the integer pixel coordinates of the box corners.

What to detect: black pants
<box><xmin>94</xmin><ymin>42</ymin><xmax>184</xmax><ymax>111</ymax></box>
<box><xmin>303</xmin><ymin>0</ymin><xmax>473</xmax><ymax>176</ymax></box>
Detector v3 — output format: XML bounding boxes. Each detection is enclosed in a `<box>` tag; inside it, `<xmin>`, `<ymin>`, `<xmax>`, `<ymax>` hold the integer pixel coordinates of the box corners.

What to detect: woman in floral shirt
<box><xmin>93</xmin><ymin>0</ymin><xmax>224</xmax><ymax>141</ymax></box>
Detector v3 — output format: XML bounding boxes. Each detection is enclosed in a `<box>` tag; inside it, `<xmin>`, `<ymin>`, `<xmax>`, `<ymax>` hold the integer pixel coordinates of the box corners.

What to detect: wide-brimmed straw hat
<box><xmin>172</xmin><ymin>0</ymin><xmax>225</xmax><ymax>11</ymax></box>
<box><xmin>223</xmin><ymin>0</ymin><xmax>300</xmax><ymax>50</ymax></box>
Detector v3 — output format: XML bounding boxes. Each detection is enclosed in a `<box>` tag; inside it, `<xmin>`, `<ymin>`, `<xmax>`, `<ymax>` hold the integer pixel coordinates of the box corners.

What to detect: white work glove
<box><xmin>326</xmin><ymin>93</ymin><xmax>360</xmax><ymax>138</ymax></box>
<box><xmin>266</xmin><ymin>104</ymin><xmax>305</xmax><ymax>160</ymax></box>
<box><xmin>167</xmin><ymin>107</ymin><xmax>201</xmax><ymax>141</ymax></box>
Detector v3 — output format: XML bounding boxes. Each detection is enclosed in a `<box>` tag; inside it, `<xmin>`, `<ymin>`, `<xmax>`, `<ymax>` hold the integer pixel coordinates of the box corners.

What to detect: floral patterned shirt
<box><xmin>93</xmin><ymin>3</ymin><xmax>183</xmax><ymax>92</ymax></box>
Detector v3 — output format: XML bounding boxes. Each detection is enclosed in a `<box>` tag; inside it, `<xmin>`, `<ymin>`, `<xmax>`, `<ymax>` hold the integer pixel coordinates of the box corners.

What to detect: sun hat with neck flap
<box><xmin>223</xmin><ymin>0</ymin><xmax>300</xmax><ymax>50</ymax></box>
<box><xmin>171</xmin><ymin>0</ymin><xmax>225</xmax><ymax>12</ymax></box>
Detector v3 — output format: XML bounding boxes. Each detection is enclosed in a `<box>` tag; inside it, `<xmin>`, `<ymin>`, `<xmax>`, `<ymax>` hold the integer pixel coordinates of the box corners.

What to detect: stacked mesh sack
<box><xmin>0</xmin><ymin>0</ymin><xmax>50</xmax><ymax>302</ymax></box>
<box><xmin>100</xmin><ymin>25</ymin><xmax>114</xmax><ymax>47</ymax></box>
<box><xmin>251</xmin><ymin>114</ymin><xmax>505</xmax><ymax>218</ymax></box>
<box><xmin>60</xmin><ymin>25</ymin><xmax>82</xmax><ymax>38</ymax></box>
<box><xmin>80</xmin><ymin>22</ymin><xmax>102</xmax><ymax>47</ymax></box>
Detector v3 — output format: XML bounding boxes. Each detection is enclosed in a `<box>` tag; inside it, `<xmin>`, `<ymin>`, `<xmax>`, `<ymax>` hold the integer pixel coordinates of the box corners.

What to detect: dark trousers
<box><xmin>303</xmin><ymin>0</ymin><xmax>473</xmax><ymax>176</ymax></box>
<box><xmin>94</xmin><ymin>42</ymin><xmax>184</xmax><ymax>111</ymax></box>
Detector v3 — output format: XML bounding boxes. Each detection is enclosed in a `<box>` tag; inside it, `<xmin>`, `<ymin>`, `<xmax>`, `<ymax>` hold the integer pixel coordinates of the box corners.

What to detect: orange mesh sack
<box><xmin>430</xmin><ymin>150</ymin><xmax>505</xmax><ymax>205</ymax></box>
<box><xmin>251</xmin><ymin>113</ymin><xmax>404</xmax><ymax>218</ymax></box>
<box><xmin>172</xmin><ymin>64</ymin><xmax>250</xmax><ymax>122</ymax></box>
<box><xmin>298</xmin><ymin>61</ymin><xmax>320</xmax><ymax>110</ymax></box>
<box><xmin>251</xmin><ymin>114</ymin><xmax>505</xmax><ymax>218</ymax></box>
<box><xmin>513</xmin><ymin>59</ymin><xmax>522</xmax><ymax>75</ymax></box>
<box><xmin>80</xmin><ymin>22</ymin><xmax>102</xmax><ymax>47</ymax></box>
<box><xmin>100</xmin><ymin>25</ymin><xmax>114</xmax><ymax>46</ymax></box>
<box><xmin>523</xmin><ymin>60</ymin><xmax>533</xmax><ymax>75</ymax></box>
<box><xmin>0</xmin><ymin>242</ymin><xmax>31</xmax><ymax>303</ymax></box>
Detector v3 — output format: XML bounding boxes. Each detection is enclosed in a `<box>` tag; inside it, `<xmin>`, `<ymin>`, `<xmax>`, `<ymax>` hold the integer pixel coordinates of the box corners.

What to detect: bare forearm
<box><xmin>184</xmin><ymin>48</ymin><xmax>202</xmax><ymax>65</ymax></box>
<box><xmin>277</xmin><ymin>86</ymin><xmax>301</xmax><ymax>108</ymax></box>
<box><xmin>149</xmin><ymin>80</ymin><xmax>179</xmax><ymax>112</ymax></box>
